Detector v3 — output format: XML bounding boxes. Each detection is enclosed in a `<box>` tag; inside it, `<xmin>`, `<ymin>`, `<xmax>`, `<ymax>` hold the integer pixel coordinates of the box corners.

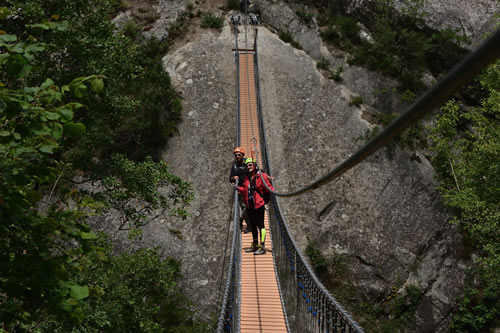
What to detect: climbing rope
<box><xmin>252</xmin><ymin>28</ymin><xmax>500</xmax><ymax>197</ymax></box>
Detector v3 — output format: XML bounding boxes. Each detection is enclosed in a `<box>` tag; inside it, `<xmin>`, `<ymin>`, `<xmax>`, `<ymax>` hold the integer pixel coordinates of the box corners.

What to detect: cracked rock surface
<box><xmin>97</xmin><ymin>0</ymin><xmax>496</xmax><ymax>329</ymax></box>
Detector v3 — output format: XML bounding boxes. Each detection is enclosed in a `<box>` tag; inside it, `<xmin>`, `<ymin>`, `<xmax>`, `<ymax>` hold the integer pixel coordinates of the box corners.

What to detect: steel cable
<box><xmin>214</xmin><ymin>189</ymin><xmax>236</xmax><ymax>321</ymax></box>
<box><xmin>253</xmin><ymin>28</ymin><xmax>500</xmax><ymax>197</ymax></box>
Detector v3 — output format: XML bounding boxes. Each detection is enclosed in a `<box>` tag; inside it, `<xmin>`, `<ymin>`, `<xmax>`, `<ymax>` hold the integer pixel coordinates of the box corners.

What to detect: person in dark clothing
<box><xmin>229</xmin><ymin>147</ymin><xmax>247</xmax><ymax>186</ymax></box>
<box><xmin>236</xmin><ymin>158</ymin><xmax>274</xmax><ymax>255</ymax></box>
<box><xmin>230</xmin><ymin>147</ymin><xmax>250</xmax><ymax>232</ymax></box>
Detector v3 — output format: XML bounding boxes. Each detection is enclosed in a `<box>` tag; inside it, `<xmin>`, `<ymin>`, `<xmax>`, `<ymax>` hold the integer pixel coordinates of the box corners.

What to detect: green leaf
<box><xmin>24</xmin><ymin>86</ymin><xmax>40</xmax><ymax>95</ymax></box>
<box><xmin>5</xmin><ymin>54</ymin><xmax>27</xmax><ymax>77</ymax></box>
<box><xmin>12</xmin><ymin>132</ymin><xmax>20</xmax><ymax>140</ymax></box>
<box><xmin>80</xmin><ymin>232</ymin><xmax>97</xmax><ymax>240</ymax></box>
<box><xmin>53</xmin><ymin>123</ymin><xmax>63</xmax><ymax>139</ymax></box>
<box><xmin>73</xmin><ymin>84</ymin><xmax>87</xmax><ymax>98</ymax></box>
<box><xmin>25</xmin><ymin>23</ymin><xmax>50</xmax><ymax>30</ymax></box>
<box><xmin>63</xmin><ymin>122</ymin><xmax>86</xmax><ymax>138</ymax></box>
<box><xmin>24</xmin><ymin>43</ymin><xmax>46</xmax><ymax>54</ymax></box>
<box><xmin>0</xmin><ymin>7</ymin><xmax>10</xmax><ymax>20</ymax></box>
<box><xmin>0</xmin><ymin>130</ymin><xmax>10</xmax><ymax>136</ymax></box>
<box><xmin>0</xmin><ymin>53</ymin><xmax>9</xmax><ymax>65</ymax></box>
<box><xmin>69</xmin><ymin>285</ymin><xmax>89</xmax><ymax>300</ymax></box>
<box><xmin>90</xmin><ymin>78</ymin><xmax>104</xmax><ymax>93</ymax></box>
<box><xmin>41</xmin><ymin>78</ymin><xmax>55</xmax><ymax>90</ymax></box>
<box><xmin>39</xmin><ymin>144</ymin><xmax>57</xmax><ymax>154</ymax></box>
<box><xmin>56</xmin><ymin>21</ymin><xmax>69</xmax><ymax>32</ymax></box>
<box><xmin>43</xmin><ymin>111</ymin><xmax>60</xmax><ymax>120</ymax></box>
<box><xmin>18</xmin><ymin>64</ymin><xmax>32</xmax><ymax>78</ymax></box>
<box><xmin>58</xmin><ymin>107</ymin><xmax>73</xmax><ymax>121</ymax></box>
<box><xmin>0</xmin><ymin>34</ymin><xmax>16</xmax><ymax>42</ymax></box>
<box><xmin>97</xmin><ymin>251</ymin><xmax>108</xmax><ymax>261</ymax></box>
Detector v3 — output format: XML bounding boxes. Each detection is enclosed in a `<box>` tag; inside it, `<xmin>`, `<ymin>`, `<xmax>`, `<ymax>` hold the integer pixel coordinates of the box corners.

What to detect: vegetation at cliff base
<box><xmin>297</xmin><ymin>0</ymin><xmax>499</xmax><ymax>331</ymax></box>
<box><xmin>429</xmin><ymin>61</ymin><xmax>500</xmax><ymax>332</ymax></box>
<box><xmin>315</xmin><ymin>0</ymin><xmax>468</xmax><ymax>94</ymax></box>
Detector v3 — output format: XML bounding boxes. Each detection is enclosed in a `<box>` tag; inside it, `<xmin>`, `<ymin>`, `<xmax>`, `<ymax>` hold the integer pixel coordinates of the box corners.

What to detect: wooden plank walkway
<box><xmin>238</xmin><ymin>52</ymin><xmax>288</xmax><ymax>333</ymax></box>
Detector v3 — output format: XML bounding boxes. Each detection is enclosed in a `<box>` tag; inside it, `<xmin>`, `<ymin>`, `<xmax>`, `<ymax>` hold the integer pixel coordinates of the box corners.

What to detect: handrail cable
<box><xmin>252</xmin><ymin>29</ymin><xmax>364</xmax><ymax>332</ymax></box>
<box><xmin>214</xmin><ymin>187</ymin><xmax>237</xmax><ymax>315</ymax></box>
<box><xmin>215</xmin><ymin>192</ymin><xmax>240</xmax><ymax>333</ymax></box>
<box><xmin>253</xmin><ymin>33</ymin><xmax>293</xmax><ymax>333</ymax></box>
<box><xmin>251</xmin><ymin>28</ymin><xmax>500</xmax><ymax>197</ymax></box>
<box><xmin>215</xmin><ymin>22</ymin><xmax>242</xmax><ymax>333</ymax></box>
<box><xmin>242</xmin><ymin>0</ymin><xmax>259</xmax><ymax>161</ymax></box>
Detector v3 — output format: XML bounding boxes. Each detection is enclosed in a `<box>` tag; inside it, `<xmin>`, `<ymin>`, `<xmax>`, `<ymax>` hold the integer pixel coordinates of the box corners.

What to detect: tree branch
<box><xmin>449</xmin><ymin>158</ymin><xmax>460</xmax><ymax>191</ymax></box>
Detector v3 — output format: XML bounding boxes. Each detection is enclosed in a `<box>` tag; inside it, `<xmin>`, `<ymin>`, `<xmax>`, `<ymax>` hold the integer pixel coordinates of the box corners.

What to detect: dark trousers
<box><xmin>238</xmin><ymin>194</ymin><xmax>248</xmax><ymax>227</ymax></box>
<box><xmin>247</xmin><ymin>206</ymin><xmax>265</xmax><ymax>244</ymax></box>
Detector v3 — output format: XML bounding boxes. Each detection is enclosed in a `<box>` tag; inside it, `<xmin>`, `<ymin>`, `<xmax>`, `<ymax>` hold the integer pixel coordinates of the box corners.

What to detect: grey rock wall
<box><xmin>255</xmin><ymin>25</ymin><xmax>468</xmax><ymax>332</ymax></box>
<box><xmin>113</xmin><ymin>0</ymin><xmax>190</xmax><ymax>40</ymax></box>
<box><xmin>101</xmin><ymin>0</ymin><xmax>495</xmax><ymax>329</ymax></box>
<box><xmin>256</xmin><ymin>0</ymin><xmax>402</xmax><ymax>114</ymax></box>
<box><xmin>159</xmin><ymin>28</ymin><xmax>237</xmax><ymax>312</ymax></box>
<box><xmin>342</xmin><ymin>0</ymin><xmax>499</xmax><ymax>49</ymax></box>
<box><xmin>91</xmin><ymin>24</ymin><xmax>238</xmax><ymax>318</ymax></box>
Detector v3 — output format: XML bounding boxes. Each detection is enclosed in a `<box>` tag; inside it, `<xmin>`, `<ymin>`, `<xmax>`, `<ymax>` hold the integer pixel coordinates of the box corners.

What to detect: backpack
<box><xmin>255</xmin><ymin>173</ymin><xmax>272</xmax><ymax>204</ymax></box>
<box><xmin>257</xmin><ymin>189</ymin><xmax>271</xmax><ymax>204</ymax></box>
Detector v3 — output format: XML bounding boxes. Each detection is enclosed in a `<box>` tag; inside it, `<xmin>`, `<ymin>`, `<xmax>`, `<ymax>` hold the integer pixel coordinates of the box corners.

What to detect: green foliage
<box><xmin>278</xmin><ymin>30</ymin><xmax>302</xmax><ymax>49</ymax></box>
<box><xmin>26</xmin><ymin>236</ymin><xmax>210</xmax><ymax>332</ymax></box>
<box><xmin>316</xmin><ymin>56</ymin><xmax>329</xmax><ymax>70</ymax></box>
<box><xmin>0</xmin><ymin>1</ymin><xmax>196</xmax><ymax>330</ymax></box>
<box><xmin>320</xmin><ymin>25</ymin><xmax>339</xmax><ymax>43</ymax></box>
<box><xmin>349</xmin><ymin>95</ymin><xmax>363</xmax><ymax>107</ymax></box>
<box><xmin>100</xmin><ymin>154</ymin><xmax>193</xmax><ymax>230</ymax></box>
<box><xmin>167</xmin><ymin>9</ymin><xmax>193</xmax><ymax>40</ymax></box>
<box><xmin>227</xmin><ymin>0</ymin><xmax>239</xmax><ymax>11</ymax></box>
<box><xmin>357</xmin><ymin>125</ymin><xmax>381</xmax><ymax>143</ymax></box>
<box><xmin>0</xmin><ymin>23</ymin><xmax>101</xmax><ymax>328</ymax></box>
<box><xmin>392</xmin><ymin>285</ymin><xmax>423</xmax><ymax>325</ymax></box>
<box><xmin>318</xmin><ymin>0</ymin><xmax>468</xmax><ymax>94</ymax></box>
<box><xmin>357</xmin><ymin>107</ymin><xmax>426</xmax><ymax>153</ymax></box>
<box><xmin>4</xmin><ymin>0</ymin><xmax>182</xmax><ymax>161</ymax></box>
<box><xmin>122</xmin><ymin>19</ymin><xmax>141</xmax><ymax>38</ymax></box>
<box><xmin>334</xmin><ymin>15</ymin><xmax>360</xmax><ymax>41</ymax></box>
<box><xmin>200</xmin><ymin>14</ymin><xmax>224</xmax><ymax>30</ymax></box>
<box><xmin>330</xmin><ymin>64</ymin><xmax>343</xmax><ymax>82</ymax></box>
<box><xmin>429</xmin><ymin>62</ymin><xmax>500</xmax><ymax>332</ymax></box>
<box><xmin>305</xmin><ymin>239</ymin><xmax>328</xmax><ymax>274</ymax></box>
<box><xmin>381</xmin><ymin>285</ymin><xmax>423</xmax><ymax>332</ymax></box>
<box><xmin>169</xmin><ymin>228</ymin><xmax>183</xmax><ymax>240</ymax></box>
<box><xmin>452</xmin><ymin>262</ymin><xmax>500</xmax><ymax>333</ymax></box>
<box><xmin>296</xmin><ymin>9</ymin><xmax>314</xmax><ymax>25</ymax></box>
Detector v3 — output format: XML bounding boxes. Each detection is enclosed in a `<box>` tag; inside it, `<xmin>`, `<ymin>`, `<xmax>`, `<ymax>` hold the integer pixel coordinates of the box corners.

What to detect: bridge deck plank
<box><xmin>238</xmin><ymin>53</ymin><xmax>287</xmax><ymax>333</ymax></box>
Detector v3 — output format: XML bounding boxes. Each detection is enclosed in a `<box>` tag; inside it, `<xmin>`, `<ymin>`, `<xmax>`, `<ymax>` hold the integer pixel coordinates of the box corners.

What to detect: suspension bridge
<box><xmin>216</xmin><ymin>10</ymin><xmax>500</xmax><ymax>333</ymax></box>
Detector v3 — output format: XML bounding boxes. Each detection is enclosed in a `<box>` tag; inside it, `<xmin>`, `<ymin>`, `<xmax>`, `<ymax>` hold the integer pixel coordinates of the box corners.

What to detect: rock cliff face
<box><xmin>341</xmin><ymin>0</ymin><xmax>499</xmax><ymax>49</ymax></box>
<box><xmin>104</xmin><ymin>0</ymin><xmax>497</xmax><ymax>330</ymax></box>
<box><xmin>160</xmin><ymin>27</ymin><xmax>237</xmax><ymax>312</ymax></box>
<box><xmin>255</xmin><ymin>25</ymin><xmax>467</xmax><ymax>332</ymax></box>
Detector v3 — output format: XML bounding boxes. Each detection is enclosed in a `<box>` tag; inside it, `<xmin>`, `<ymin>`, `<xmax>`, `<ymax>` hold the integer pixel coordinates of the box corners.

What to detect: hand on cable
<box><xmin>232</xmin><ymin>182</ymin><xmax>239</xmax><ymax>190</ymax></box>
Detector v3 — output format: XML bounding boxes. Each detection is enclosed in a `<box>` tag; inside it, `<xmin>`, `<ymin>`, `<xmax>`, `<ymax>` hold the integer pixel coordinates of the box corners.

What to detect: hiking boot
<box><xmin>245</xmin><ymin>245</ymin><xmax>258</xmax><ymax>253</ymax></box>
<box><xmin>254</xmin><ymin>246</ymin><xmax>266</xmax><ymax>255</ymax></box>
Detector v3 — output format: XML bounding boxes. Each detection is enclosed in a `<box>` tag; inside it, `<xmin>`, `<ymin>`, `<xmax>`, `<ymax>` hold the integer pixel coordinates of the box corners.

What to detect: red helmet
<box><xmin>233</xmin><ymin>147</ymin><xmax>245</xmax><ymax>155</ymax></box>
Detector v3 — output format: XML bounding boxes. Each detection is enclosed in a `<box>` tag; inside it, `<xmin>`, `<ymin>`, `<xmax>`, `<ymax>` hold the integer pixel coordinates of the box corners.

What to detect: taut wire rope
<box><xmin>242</xmin><ymin>0</ymin><xmax>259</xmax><ymax>161</ymax></box>
<box><xmin>252</xmin><ymin>28</ymin><xmax>500</xmax><ymax>198</ymax></box>
<box><xmin>215</xmin><ymin>180</ymin><xmax>236</xmax><ymax>318</ymax></box>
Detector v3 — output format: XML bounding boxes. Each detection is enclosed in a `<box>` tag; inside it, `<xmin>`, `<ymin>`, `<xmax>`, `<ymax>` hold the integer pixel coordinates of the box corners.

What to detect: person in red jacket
<box><xmin>236</xmin><ymin>158</ymin><xmax>274</xmax><ymax>255</ymax></box>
